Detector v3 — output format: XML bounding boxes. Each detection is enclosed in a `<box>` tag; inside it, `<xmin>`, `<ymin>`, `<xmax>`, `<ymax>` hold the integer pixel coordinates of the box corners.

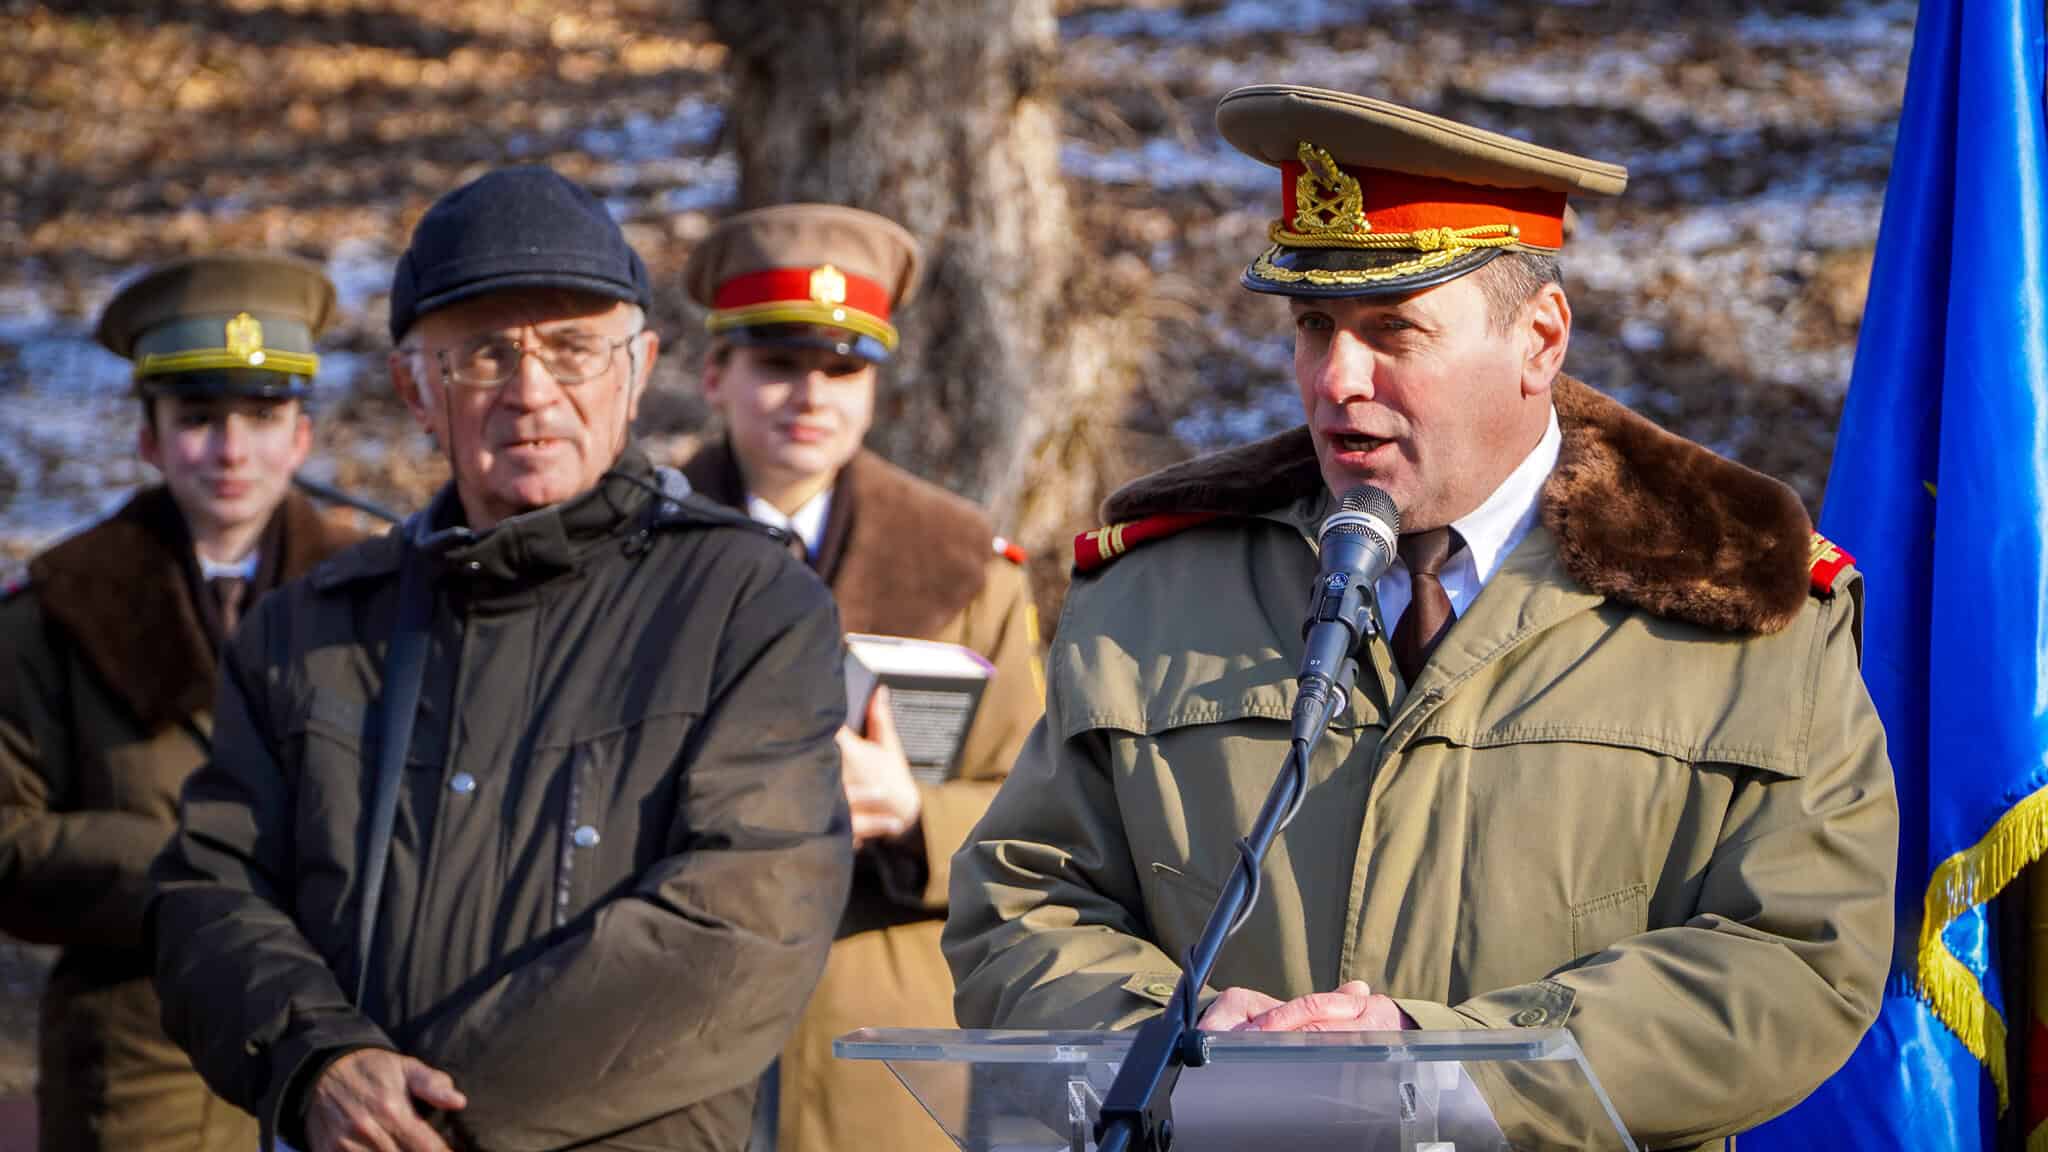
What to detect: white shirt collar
<box><xmin>197</xmin><ymin>551</ymin><xmax>259</xmax><ymax>582</ymax></box>
<box><xmin>1375</xmin><ymin>404</ymin><xmax>1561</xmax><ymax>631</ymax></box>
<box><xmin>745</xmin><ymin>488</ymin><xmax>833</xmax><ymax>557</ymax></box>
<box><xmin>1450</xmin><ymin>402</ymin><xmax>1561</xmax><ymax>589</ymax></box>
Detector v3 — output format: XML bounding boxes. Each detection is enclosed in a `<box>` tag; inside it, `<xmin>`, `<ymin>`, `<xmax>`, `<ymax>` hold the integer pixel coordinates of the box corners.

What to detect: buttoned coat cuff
<box><xmin>1392</xmin><ymin>982</ymin><xmax>1641</xmax><ymax>1149</ymax></box>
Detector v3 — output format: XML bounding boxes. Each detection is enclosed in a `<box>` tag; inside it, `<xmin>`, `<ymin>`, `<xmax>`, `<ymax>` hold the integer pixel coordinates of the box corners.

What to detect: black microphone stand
<box><xmin>1091</xmin><ymin>566</ymin><xmax>1380</xmax><ymax>1152</ymax></box>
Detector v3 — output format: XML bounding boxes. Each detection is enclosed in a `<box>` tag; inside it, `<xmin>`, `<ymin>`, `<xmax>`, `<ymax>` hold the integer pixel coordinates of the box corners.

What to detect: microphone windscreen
<box><xmin>1339</xmin><ymin>485</ymin><xmax>1400</xmax><ymax>536</ymax></box>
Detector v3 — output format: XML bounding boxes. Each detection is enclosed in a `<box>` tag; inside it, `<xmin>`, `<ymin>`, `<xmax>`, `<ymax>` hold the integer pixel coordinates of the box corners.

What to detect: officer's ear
<box><xmin>288</xmin><ymin>403</ymin><xmax>314</xmax><ymax>471</ymax></box>
<box><xmin>1520</xmin><ymin>283</ymin><xmax>1571</xmax><ymax>398</ymax></box>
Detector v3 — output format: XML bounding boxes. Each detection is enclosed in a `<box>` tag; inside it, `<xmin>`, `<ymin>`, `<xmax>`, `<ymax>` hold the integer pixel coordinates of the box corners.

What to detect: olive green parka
<box><xmin>946</xmin><ymin>379</ymin><xmax>1897</xmax><ymax>1151</ymax></box>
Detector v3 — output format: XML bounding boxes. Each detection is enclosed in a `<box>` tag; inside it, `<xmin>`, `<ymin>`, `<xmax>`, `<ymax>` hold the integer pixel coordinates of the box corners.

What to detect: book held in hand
<box><xmin>844</xmin><ymin>633</ymin><xmax>996</xmax><ymax>786</ymax></box>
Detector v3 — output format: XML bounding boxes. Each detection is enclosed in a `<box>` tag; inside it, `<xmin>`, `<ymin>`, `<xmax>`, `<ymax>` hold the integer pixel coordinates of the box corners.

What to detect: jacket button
<box><xmin>1144</xmin><ymin>981</ymin><xmax>1175</xmax><ymax>999</ymax></box>
<box><xmin>466</xmin><ymin>561</ymin><xmax>482</xmax><ymax>573</ymax></box>
<box><xmin>448</xmin><ymin>772</ymin><xmax>477</xmax><ymax>795</ymax></box>
<box><xmin>1510</xmin><ymin>1008</ymin><xmax>1549</xmax><ymax>1027</ymax></box>
<box><xmin>572</xmin><ymin>825</ymin><xmax>600</xmax><ymax>848</ymax></box>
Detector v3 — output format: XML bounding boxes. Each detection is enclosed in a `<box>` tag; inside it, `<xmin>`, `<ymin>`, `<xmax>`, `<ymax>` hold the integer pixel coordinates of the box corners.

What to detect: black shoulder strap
<box><xmin>354</xmin><ymin>541</ymin><xmax>434</xmax><ymax>1007</ymax></box>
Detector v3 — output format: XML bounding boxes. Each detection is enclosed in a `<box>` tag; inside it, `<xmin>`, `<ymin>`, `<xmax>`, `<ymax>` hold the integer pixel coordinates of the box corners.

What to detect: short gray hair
<box><xmin>1474</xmin><ymin>252</ymin><xmax>1562</xmax><ymax>331</ymax></box>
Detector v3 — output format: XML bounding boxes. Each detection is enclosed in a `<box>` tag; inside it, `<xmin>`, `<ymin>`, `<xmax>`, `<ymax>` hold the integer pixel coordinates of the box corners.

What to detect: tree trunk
<box><xmin>705</xmin><ymin>0</ymin><xmax>1148</xmax><ymax>553</ymax></box>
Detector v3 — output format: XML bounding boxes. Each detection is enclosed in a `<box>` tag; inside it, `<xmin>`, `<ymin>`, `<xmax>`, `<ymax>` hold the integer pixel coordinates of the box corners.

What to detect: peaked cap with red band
<box><xmin>684</xmin><ymin>203</ymin><xmax>923</xmax><ymax>363</ymax></box>
<box><xmin>1217</xmin><ymin>85</ymin><xmax>1629</xmax><ymax>297</ymax></box>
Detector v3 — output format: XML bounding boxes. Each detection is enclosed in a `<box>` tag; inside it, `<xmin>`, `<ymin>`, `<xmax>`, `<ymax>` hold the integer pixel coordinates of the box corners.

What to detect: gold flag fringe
<box><xmin>1915</xmin><ymin>783</ymin><xmax>2048</xmax><ymax>1113</ymax></box>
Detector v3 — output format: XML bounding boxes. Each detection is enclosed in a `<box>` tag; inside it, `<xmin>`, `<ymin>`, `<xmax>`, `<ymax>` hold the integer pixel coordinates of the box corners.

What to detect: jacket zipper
<box><xmin>554</xmin><ymin>750</ymin><xmax>584</xmax><ymax>928</ymax></box>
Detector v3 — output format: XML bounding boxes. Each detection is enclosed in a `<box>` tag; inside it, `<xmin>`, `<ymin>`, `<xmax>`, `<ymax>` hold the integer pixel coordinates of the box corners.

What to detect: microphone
<box><xmin>1092</xmin><ymin>484</ymin><xmax>1402</xmax><ymax>1152</ymax></box>
<box><xmin>1291</xmin><ymin>486</ymin><xmax>1399</xmax><ymax>742</ymax></box>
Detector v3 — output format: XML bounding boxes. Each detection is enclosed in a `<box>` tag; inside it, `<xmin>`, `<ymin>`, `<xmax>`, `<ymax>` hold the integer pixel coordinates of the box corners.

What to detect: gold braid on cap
<box><xmin>1257</xmin><ymin>142</ymin><xmax>1524</xmax><ymax>285</ymax></box>
<box><xmin>135</xmin><ymin>312</ymin><xmax>320</xmax><ymax>378</ymax></box>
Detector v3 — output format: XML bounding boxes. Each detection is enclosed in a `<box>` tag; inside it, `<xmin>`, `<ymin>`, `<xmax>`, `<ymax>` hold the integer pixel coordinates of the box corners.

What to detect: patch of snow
<box><xmin>655</xmin><ymin>154</ymin><xmax>740</xmax><ymax>215</ymax></box>
<box><xmin>1732</xmin><ymin>3</ymin><xmax>1915</xmax><ymax>47</ymax></box>
<box><xmin>576</xmin><ymin>97</ymin><xmax>724</xmax><ymax>164</ymax></box>
<box><xmin>326</xmin><ymin>235</ymin><xmax>394</xmax><ymax>322</ymax></box>
<box><xmin>1064</xmin><ymin>0</ymin><xmax>1410</xmax><ymax>42</ymax></box>
<box><xmin>1619</xmin><ymin>318</ymin><xmax>1665</xmax><ymax>352</ymax></box>
<box><xmin>1061</xmin><ymin>138</ymin><xmax>1271</xmax><ymax>191</ymax></box>
<box><xmin>0</xmin><ymin>285</ymin><xmax>56</xmax><ymax>344</ymax></box>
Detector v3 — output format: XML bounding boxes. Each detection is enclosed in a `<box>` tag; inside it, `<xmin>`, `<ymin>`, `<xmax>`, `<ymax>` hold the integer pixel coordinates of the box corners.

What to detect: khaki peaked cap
<box><xmin>685</xmin><ymin>204</ymin><xmax>923</xmax><ymax>362</ymax></box>
<box><xmin>1216</xmin><ymin>85</ymin><xmax>1628</xmax><ymax>297</ymax></box>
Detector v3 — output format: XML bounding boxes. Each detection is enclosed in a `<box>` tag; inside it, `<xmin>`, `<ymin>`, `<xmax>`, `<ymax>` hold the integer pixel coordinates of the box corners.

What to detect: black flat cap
<box><xmin>389</xmin><ymin>165</ymin><xmax>652</xmax><ymax>341</ymax></box>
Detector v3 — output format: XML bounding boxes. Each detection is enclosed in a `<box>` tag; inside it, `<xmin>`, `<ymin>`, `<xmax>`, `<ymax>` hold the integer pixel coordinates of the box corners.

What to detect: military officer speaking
<box><xmin>943</xmin><ymin>86</ymin><xmax>1898</xmax><ymax>1150</ymax></box>
<box><xmin>0</xmin><ymin>253</ymin><xmax>361</xmax><ymax>1152</ymax></box>
<box><xmin>682</xmin><ymin>204</ymin><xmax>1044</xmax><ymax>1152</ymax></box>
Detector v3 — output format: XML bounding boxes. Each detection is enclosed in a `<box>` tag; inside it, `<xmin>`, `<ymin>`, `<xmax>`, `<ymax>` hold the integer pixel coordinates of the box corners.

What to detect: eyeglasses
<box><xmin>434</xmin><ymin>328</ymin><xmax>642</xmax><ymax>388</ymax></box>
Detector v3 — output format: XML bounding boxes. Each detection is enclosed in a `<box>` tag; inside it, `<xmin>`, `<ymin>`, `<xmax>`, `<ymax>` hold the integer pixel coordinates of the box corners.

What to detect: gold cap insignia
<box><xmin>225</xmin><ymin>312</ymin><xmax>266</xmax><ymax>366</ymax></box>
<box><xmin>1292</xmin><ymin>141</ymin><xmax>1367</xmax><ymax>237</ymax></box>
<box><xmin>809</xmin><ymin>264</ymin><xmax>848</xmax><ymax>307</ymax></box>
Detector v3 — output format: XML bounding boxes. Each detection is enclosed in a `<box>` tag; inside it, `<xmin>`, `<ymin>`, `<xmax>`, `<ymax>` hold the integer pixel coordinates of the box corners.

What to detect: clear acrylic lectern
<box><xmin>836</xmin><ymin>1028</ymin><xmax>1636</xmax><ymax>1152</ymax></box>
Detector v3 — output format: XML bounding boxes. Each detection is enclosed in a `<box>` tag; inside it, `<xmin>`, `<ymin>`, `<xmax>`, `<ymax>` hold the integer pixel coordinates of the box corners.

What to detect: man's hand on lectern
<box><xmin>1198</xmin><ymin>980</ymin><xmax>1415</xmax><ymax>1032</ymax></box>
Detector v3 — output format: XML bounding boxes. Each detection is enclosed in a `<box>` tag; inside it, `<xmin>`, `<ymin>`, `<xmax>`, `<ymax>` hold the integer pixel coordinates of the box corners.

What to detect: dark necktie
<box><xmin>210</xmin><ymin>575</ymin><xmax>248</xmax><ymax>637</ymax></box>
<box><xmin>1391</xmin><ymin>527</ymin><xmax>1465</xmax><ymax>683</ymax></box>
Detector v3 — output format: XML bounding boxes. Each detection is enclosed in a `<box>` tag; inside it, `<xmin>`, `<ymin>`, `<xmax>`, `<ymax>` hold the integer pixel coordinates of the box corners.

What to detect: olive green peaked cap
<box><xmin>97</xmin><ymin>252</ymin><xmax>336</xmax><ymax>397</ymax></box>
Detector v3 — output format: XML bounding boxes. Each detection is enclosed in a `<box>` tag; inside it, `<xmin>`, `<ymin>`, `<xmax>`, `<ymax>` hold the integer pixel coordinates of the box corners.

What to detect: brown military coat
<box><xmin>685</xmin><ymin>442</ymin><xmax>1043</xmax><ymax>1152</ymax></box>
<box><xmin>944</xmin><ymin>379</ymin><xmax>1897</xmax><ymax>1151</ymax></box>
<box><xmin>0</xmin><ymin>486</ymin><xmax>357</xmax><ymax>1152</ymax></box>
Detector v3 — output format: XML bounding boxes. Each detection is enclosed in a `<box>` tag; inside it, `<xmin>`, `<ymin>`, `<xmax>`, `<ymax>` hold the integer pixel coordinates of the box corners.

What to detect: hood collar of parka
<box><xmin>1101</xmin><ymin>376</ymin><xmax>1813</xmax><ymax>635</ymax></box>
<box><xmin>309</xmin><ymin>444</ymin><xmax>671</xmax><ymax>594</ymax></box>
<box><xmin>307</xmin><ymin>455</ymin><xmax>791</xmax><ymax>596</ymax></box>
<box><xmin>410</xmin><ymin>444</ymin><xmax>667</xmax><ymax>590</ymax></box>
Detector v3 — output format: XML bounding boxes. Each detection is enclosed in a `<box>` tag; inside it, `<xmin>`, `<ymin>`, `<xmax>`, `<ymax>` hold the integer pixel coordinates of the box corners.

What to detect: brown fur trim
<box><xmin>679</xmin><ymin>436</ymin><xmax>750</xmax><ymax>511</ymax></box>
<box><xmin>275</xmin><ymin>485</ymin><xmax>365</xmax><ymax>585</ymax></box>
<box><xmin>828</xmin><ymin>452</ymin><xmax>995</xmax><ymax>637</ymax></box>
<box><xmin>30</xmin><ymin>487</ymin><xmax>361</xmax><ymax>732</ymax></box>
<box><xmin>683</xmin><ymin>440</ymin><xmax>995</xmax><ymax>638</ymax></box>
<box><xmin>1094</xmin><ymin>376</ymin><xmax>1813</xmax><ymax>634</ymax></box>
<box><xmin>1102</xmin><ymin>426</ymin><xmax>1322</xmax><ymax>524</ymax></box>
<box><xmin>1542</xmin><ymin>377</ymin><xmax>1811</xmax><ymax>634</ymax></box>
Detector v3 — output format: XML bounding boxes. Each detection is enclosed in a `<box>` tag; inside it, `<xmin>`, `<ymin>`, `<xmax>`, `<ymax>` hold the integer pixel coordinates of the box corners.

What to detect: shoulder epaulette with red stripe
<box><xmin>1809</xmin><ymin>532</ymin><xmax>1855</xmax><ymax>596</ymax></box>
<box><xmin>992</xmin><ymin>536</ymin><xmax>1028</xmax><ymax>566</ymax></box>
<box><xmin>1073</xmin><ymin>512</ymin><xmax>1224</xmax><ymax>574</ymax></box>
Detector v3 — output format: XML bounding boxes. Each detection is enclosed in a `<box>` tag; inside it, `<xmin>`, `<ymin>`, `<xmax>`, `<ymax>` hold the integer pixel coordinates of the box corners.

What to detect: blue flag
<box><xmin>1743</xmin><ymin>0</ymin><xmax>2048</xmax><ymax>1148</ymax></box>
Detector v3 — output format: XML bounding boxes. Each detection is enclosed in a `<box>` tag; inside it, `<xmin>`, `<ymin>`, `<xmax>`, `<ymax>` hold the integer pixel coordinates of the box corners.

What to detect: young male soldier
<box><xmin>150</xmin><ymin>167</ymin><xmax>854</xmax><ymax>1152</ymax></box>
<box><xmin>0</xmin><ymin>253</ymin><xmax>361</xmax><ymax>1152</ymax></box>
<box><xmin>682</xmin><ymin>203</ymin><xmax>1043</xmax><ymax>1152</ymax></box>
<box><xmin>945</xmin><ymin>86</ymin><xmax>1897</xmax><ymax>1149</ymax></box>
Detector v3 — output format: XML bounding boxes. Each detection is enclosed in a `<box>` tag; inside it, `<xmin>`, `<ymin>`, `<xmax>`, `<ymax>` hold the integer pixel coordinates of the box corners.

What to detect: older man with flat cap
<box><xmin>150</xmin><ymin>166</ymin><xmax>853</xmax><ymax>1152</ymax></box>
<box><xmin>945</xmin><ymin>87</ymin><xmax>1896</xmax><ymax>1149</ymax></box>
<box><xmin>681</xmin><ymin>204</ymin><xmax>1043</xmax><ymax>1152</ymax></box>
<box><xmin>0</xmin><ymin>253</ymin><xmax>362</xmax><ymax>1152</ymax></box>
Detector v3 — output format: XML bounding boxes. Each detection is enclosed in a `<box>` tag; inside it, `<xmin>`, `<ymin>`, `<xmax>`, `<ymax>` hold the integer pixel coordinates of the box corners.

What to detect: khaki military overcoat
<box><xmin>0</xmin><ymin>486</ymin><xmax>357</xmax><ymax>1152</ymax></box>
<box><xmin>945</xmin><ymin>379</ymin><xmax>1897</xmax><ymax>1152</ymax></box>
<box><xmin>686</xmin><ymin>442</ymin><xmax>1042</xmax><ymax>1152</ymax></box>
